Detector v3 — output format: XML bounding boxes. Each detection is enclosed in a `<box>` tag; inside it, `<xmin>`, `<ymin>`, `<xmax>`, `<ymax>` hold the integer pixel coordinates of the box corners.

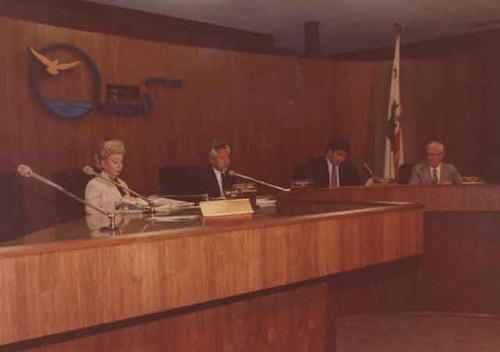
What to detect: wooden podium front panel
<box><xmin>281</xmin><ymin>185</ymin><xmax>500</xmax><ymax>315</ymax></box>
<box><xmin>422</xmin><ymin>212</ymin><xmax>500</xmax><ymax>314</ymax></box>
<box><xmin>8</xmin><ymin>281</ymin><xmax>333</xmax><ymax>352</ymax></box>
<box><xmin>0</xmin><ymin>204</ymin><xmax>422</xmax><ymax>348</ymax></box>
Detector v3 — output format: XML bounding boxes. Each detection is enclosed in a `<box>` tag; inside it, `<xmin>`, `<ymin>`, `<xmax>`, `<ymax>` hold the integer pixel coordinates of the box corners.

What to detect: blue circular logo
<box><xmin>29</xmin><ymin>43</ymin><xmax>102</xmax><ymax>119</ymax></box>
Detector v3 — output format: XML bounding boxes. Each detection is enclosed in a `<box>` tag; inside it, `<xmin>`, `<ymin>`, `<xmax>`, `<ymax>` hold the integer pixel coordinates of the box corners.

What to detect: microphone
<box><xmin>17</xmin><ymin>164</ymin><xmax>117</xmax><ymax>230</ymax></box>
<box><xmin>363</xmin><ymin>163</ymin><xmax>375</xmax><ymax>177</ymax></box>
<box><xmin>82</xmin><ymin>165</ymin><xmax>155</xmax><ymax>213</ymax></box>
<box><xmin>228</xmin><ymin>170</ymin><xmax>290</xmax><ymax>192</ymax></box>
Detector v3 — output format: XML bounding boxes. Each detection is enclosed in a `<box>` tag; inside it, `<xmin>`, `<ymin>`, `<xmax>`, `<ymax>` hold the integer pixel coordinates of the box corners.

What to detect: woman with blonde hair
<box><xmin>84</xmin><ymin>139</ymin><xmax>130</xmax><ymax>214</ymax></box>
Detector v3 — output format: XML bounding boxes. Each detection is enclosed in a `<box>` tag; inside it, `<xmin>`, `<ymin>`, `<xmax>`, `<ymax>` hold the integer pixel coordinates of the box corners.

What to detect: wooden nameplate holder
<box><xmin>199</xmin><ymin>198</ymin><xmax>254</xmax><ymax>221</ymax></box>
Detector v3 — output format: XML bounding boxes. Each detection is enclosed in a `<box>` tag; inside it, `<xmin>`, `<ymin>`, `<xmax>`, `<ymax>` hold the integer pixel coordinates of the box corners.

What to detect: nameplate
<box><xmin>290</xmin><ymin>179</ymin><xmax>314</xmax><ymax>189</ymax></box>
<box><xmin>365</xmin><ymin>177</ymin><xmax>397</xmax><ymax>186</ymax></box>
<box><xmin>199</xmin><ymin>199</ymin><xmax>254</xmax><ymax>218</ymax></box>
<box><xmin>233</xmin><ymin>183</ymin><xmax>257</xmax><ymax>193</ymax></box>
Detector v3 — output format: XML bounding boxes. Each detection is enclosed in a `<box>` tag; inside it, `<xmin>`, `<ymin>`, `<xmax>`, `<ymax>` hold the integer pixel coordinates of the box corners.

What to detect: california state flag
<box><xmin>384</xmin><ymin>24</ymin><xmax>404</xmax><ymax>179</ymax></box>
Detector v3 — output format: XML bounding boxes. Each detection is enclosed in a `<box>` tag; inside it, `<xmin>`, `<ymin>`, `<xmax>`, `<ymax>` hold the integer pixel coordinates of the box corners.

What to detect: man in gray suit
<box><xmin>409</xmin><ymin>141</ymin><xmax>463</xmax><ymax>185</ymax></box>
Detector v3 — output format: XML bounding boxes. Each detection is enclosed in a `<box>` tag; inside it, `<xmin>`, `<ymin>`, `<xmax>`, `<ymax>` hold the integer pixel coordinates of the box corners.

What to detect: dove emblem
<box><xmin>28</xmin><ymin>43</ymin><xmax>101</xmax><ymax>119</ymax></box>
<box><xmin>29</xmin><ymin>47</ymin><xmax>81</xmax><ymax>75</ymax></box>
<box><xmin>28</xmin><ymin>42</ymin><xmax>162</xmax><ymax>120</ymax></box>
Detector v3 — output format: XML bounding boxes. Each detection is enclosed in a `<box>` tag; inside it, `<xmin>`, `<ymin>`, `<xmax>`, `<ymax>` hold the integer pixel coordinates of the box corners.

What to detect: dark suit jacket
<box><xmin>199</xmin><ymin>167</ymin><xmax>236</xmax><ymax>198</ymax></box>
<box><xmin>304</xmin><ymin>157</ymin><xmax>362</xmax><ymax>187</ymax></box>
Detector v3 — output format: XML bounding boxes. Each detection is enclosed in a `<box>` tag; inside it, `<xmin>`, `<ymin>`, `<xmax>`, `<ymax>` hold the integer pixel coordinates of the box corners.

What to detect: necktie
<box><xmin>331</xmin><ymin>166</ymin><xmax>339</xmax><ymax>188</ymax></box>
<box><xmin>432</xmin><ymin>168</ymin><xmax>438</xmax><ymax>185</ymax></box>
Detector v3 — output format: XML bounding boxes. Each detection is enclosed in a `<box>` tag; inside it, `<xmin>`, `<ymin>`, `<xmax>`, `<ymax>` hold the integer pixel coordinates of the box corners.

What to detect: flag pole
<box><xmin>393</xmin><ymin>23</ymin><xmax>402</xmax><ymax>179</ymax></box>
<box><xmin>383</xmin><ymin>22</ymin><xmax>404</xmax><ymax>180</ymax></box>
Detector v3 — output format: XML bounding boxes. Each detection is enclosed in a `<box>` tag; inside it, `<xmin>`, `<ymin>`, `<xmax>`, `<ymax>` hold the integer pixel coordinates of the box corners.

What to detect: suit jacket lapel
<box><xmin>212</xmin><ymin>168</ymin><xmax>223</xmax><ymax>196</ymax></box>
<box><xmin>422</xmin><ymin>166</ymin><xmax>432</xmax><ymax>184</ymax></box>
<box><xmin>440</xmin><ymin>164</ymin><xmax>449</xmax><ymax>183</ymax></box>
<box><xmin>323</xmin><ymin>159</ymin><xmax>329</xmax><ymax>187</ymax></box>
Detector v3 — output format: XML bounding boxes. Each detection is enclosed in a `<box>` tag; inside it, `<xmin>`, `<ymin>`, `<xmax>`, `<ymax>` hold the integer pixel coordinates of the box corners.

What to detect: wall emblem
<box><xmin>29</xmin><ymin>43</ymin><xmax>182</xmax><ymax>120</ymax></box>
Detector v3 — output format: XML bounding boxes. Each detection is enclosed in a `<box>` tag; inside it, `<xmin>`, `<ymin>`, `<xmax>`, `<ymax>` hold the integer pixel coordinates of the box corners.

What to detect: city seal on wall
<box><xmin>29</xmin><ymin>43</ymin><xmax>182</xmax><ymax>120</ymax></box>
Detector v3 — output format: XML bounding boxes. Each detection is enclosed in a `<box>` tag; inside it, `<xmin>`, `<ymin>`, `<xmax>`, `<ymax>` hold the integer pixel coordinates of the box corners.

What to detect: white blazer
<box><xmin>84</xmin><ymin>172</ymin><xmax>129</xmax><ymax>215</ymax></box>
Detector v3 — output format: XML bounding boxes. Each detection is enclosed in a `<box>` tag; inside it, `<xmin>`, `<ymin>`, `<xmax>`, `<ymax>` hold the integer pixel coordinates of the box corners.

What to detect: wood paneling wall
<box><xmin>2</xmin><ymin>16</ymin><xmax>500</xmax><ymax>233</ymax></box>
<box><xmin>0</xmin><ymin>17</ymin><xmax>377</xmax><ymax>233</ymax></box>
<box><xmin>337</xmin><ymin>29</ymin><xmax>500</xmax><ymax>179</ymax></box>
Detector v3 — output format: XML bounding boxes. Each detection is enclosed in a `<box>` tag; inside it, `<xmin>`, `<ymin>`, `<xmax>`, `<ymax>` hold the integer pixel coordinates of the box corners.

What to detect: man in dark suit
<box><xmin>303</xmin><ymin>137</ymin><xmax>362</xmax><ymax>187</ymax></box>
<box><xmin>200</xmin><ymin>141</ymin><xmax>236</xmax><ymax>198</ymax></box>
<box><xmin>409</xmin><ymin>141</ymin><xmax>462</xmax><ymax>185</ymax></box>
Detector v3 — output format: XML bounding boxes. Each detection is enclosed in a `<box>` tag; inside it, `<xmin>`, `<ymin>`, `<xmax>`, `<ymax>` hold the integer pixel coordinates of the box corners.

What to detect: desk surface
<box><xmin>281</xmin><ymin>184</ymin><xmax>500</xmax><ymax>212</ymax></box>
<box><xmin>0</xmin><ymin>198</ymin><xmax>422</xmax><ymax>345</ymax></box>
<box><xmin>0</xmin><ymin>199</ymin><xmax>413</xmax><ymax>255</ymax></box>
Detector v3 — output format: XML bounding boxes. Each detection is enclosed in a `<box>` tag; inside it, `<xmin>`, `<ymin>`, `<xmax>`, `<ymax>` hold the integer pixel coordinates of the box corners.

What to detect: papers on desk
<box><xmin>150</xmin><ymin>196</ymin><xmax>192</xmax><ymax>207</ymax></box>
<box><xmin>256</xmin><ymin>198</ymin><xmax>276</xmax><ymax>208</ymax></box>
<box><xmin>119</xmin><ymin>195</ymin><xmax>195</xmax><ymax>211</ymax></box>
<box><xmin>154</xmin><ymin>199</ymin><xmax>197</xmax><ymax>212</ymax></box>
<box><xmin>149</xmin><ymin>195</ymin><xmax>194</xmax><ymax>209</ymax></box>
<box><xmin>119</xmin><ymin>195</ymin><xmax>147</xmax><ymax>210</ymax></box>
<box><xmin>116</xmin><ymin>208</ymin><xmax>144</xmax><ymax>214</ymax></box>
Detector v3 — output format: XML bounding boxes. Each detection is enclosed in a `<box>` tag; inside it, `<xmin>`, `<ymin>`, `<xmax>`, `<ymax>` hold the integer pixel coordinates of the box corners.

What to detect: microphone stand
<box><xmin>17</xmin><ymin>165</ymin><xmax>117</xmax><ymax>231</ymax></box>
<box><xmin>363</xmin><ymin>163</ymin><xmax>375</xmax><ymax>177</ymax></box>
<box><xmin>82</xmin><ymin>166</ymin><xmax>155</xmax><ymax>214</ymax></box>
<box><xmin>228</xmin><ymin>171</ymin><xmax>290</xmax><ymax>192</ymax></box>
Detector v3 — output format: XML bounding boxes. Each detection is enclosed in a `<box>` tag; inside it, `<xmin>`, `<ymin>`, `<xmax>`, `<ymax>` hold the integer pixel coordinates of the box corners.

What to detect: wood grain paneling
<box><xmin>334</xmin><ymin>257</ymin><xmax>422</xmax><ymax>317</ymax></box>
<box><xmin>3</xmin><ymin>15</ymin><xmax>500</xmax><ymax>237</ymax></box>
<box><xmin>0</xmin><ymin>204</ymin><xmax>422</xmax><ymax>346</ymax></box>
<box><xmin>4</xmin><ymin>281</ymin><xmax>333</xmax><ymax>352</ymax></box>
<box><xmin>422</xmin><ymin>212</ymin><xmax>500</xmax><ymax>314</ymax></box>
<box><xmin>337</xmin><ymin>28</ymin><xmax>500</xmax><ymax>180</ymax></box>
<box><xmin>0</xmin><ymin>17</ymin><xmax>378</xmax><ymax>234</ymax></box>
<box><xmin>282</xmin><ymin>185</ymin><xmax>500</xmax><ymax>212</ymax></box>
<box><xmin>296</xmin><ymin>186</ymin><xmax>500</xmax><ymax>315</ymax></box>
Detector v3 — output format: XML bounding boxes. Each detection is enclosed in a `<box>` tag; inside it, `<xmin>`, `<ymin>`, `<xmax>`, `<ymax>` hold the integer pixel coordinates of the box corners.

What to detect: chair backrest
<box><xmin>0</xmin><ymin>172</ymin><xmax>26</xmax><ymax>242</ymax></box>
<box><xmin>52</xmin><ymin>169</ymin><xmax>91</xmax><ymax>223</ymax></box>
<box><xmin>293</xmin><ymin>163</ymin><xmax>309</xmax><ymax>180</ymax></box>
<box><xmin>398</xmin><ymin>163</ymin><xmax>415</xmax><ymax>184</ymax></box>
<box><xmin>159</xmin><ymin>165</ymin><xmax>203</xmax><ymax>196</ymax></box>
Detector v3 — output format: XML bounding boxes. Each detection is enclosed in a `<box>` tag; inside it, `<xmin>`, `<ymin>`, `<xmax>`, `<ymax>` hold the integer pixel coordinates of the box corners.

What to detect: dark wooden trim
<box><xmin>0</xmin><ymin>0</ymin><xmax>274</xmax><ymax>53</ymax></box>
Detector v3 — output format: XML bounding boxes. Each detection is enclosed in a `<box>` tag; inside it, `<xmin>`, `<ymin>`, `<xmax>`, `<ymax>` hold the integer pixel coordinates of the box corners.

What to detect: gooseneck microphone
<box><xmin>228</xmin><ymin>170</ymin><xmax>290</xmax><ymax>192</ymax></box>
<box><xmin>363</xmin><ymin>163</ymin><xmax>375</xmax><ymax>177</ymax></box>
<box><xmin>82</xmin><ymin>165</ymin><xmax>155</xmax><ymax>213</ymax></box>
<box><xmin>17</xmin><ymin>164</ymin><xmax>117</xmax><ymax>230</ymax></box>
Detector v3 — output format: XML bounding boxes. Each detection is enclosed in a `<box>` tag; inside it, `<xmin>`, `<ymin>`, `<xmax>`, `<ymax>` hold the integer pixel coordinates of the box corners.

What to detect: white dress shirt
<box><xmin>326</xmin><ymin>157</ymin><xmax>340</xmax><ymax>187</ymax></box>
<box><xmin>213</xmin><ymin>168</ymin><xmax>225</xmax><ymax>197</ymax></box>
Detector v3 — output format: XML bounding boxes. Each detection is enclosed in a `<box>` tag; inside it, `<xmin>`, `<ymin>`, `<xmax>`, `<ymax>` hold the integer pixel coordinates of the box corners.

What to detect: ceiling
<box><xmin>87</xmin><ymin>0</ymin><xmax>500</xmax><ymax>54</ymax></box>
